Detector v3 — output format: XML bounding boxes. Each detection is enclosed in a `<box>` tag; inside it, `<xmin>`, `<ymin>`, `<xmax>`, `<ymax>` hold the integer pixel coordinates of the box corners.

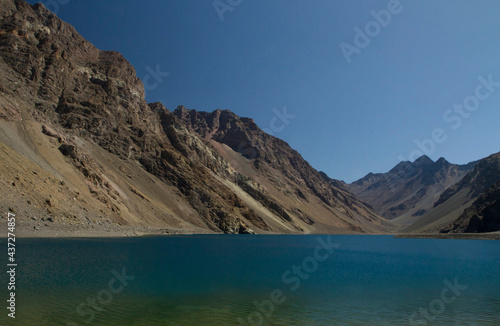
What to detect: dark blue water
<box><xmin>1</xmin><ymin>235</ymin><xmax>499</xmax><ymax>325</ymax></box>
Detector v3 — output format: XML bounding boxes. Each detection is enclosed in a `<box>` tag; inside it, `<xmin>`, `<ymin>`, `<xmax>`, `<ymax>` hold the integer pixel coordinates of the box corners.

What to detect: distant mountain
<box><xmin>434</xmin><ymin>152</ymin><xmax>500</xmax><ymax>209</ymax></box>
<box><xmin>0</xmin><ymin>0</ymin><xmax>385</xmax><ymax>235</ymax></box>
<box><xmin>347</xmin><ymin>155</ymin><xmax>475</xmax><ymax>222</ymax></box>
<box><xmin>406</xmin><ymin>151</ymin><xmax>500</xmax><ymax>234</ymax></box>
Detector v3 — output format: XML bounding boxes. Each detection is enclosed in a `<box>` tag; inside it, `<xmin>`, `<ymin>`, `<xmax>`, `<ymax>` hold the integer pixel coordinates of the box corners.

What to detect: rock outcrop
<box><xmin>437</xmin><ymin>152</ymin><xmax>500</xmax><ymax>233</ymax></box>
<box><xmin>440</xmin><ymin>180</ymin><xmax>500</xmax><ymax>233</ymax></box>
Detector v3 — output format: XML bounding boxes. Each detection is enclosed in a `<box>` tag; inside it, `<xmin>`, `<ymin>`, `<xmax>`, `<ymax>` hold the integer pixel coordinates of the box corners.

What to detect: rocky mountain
<box><xmin>440</xmin><ymin>180</ymin><xmax>500</xmax><ymax>233</ymax></box>
<box><xmin>0</xmin><ymin>0</ymin><xmax>387</xmax><ymax>235</ymax></box>
<box><xmin>347</xmin><ymin>155</ymin><xmax>475</xmax><ymax>223</ymax></box>
<box><xmin>405</xmin><ymin>151</ymin><xmax>500</xmax><ymax>234</ymax></box>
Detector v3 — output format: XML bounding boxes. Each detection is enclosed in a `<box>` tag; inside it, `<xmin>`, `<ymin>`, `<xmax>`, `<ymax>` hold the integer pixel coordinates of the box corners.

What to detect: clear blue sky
<box><xmin>28</xmin><ymin>0</ymin><xmax>500</xmax><ymax>182</ymax></box>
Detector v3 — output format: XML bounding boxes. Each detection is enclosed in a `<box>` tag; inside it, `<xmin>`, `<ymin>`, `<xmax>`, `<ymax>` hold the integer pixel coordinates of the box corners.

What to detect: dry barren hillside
<box><xmin>405</xmin><ymin>151</ymin><xmax>500</xmax><ymax>234</ymax></box>
<box><xmin>0</xmin><ymin>0</ymin><xmax>389</xmax><ymax>236</ymax></box>
<box><xmin>348</xmin><ymin>152</ymin><xmax>500</xmax><ymax>236</ymax></box>
<box><xmin>347</xmin><ymin>155</ymin><xmax>474</xmax><ymax>223</ymax></box>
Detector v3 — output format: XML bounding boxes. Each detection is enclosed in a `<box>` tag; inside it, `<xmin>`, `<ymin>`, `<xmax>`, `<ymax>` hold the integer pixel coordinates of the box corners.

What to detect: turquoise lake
<box><xmin>1</xmin><ymin>235</ymin><xmax>499</xmax><ymax>325</ymax></box>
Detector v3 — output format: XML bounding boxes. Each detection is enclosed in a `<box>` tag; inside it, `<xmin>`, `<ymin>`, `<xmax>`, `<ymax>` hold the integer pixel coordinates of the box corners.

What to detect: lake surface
<box><xmin>1</xmin><ymin>235</ymin><xmax>499</xmax><ymax>325</ymax></box>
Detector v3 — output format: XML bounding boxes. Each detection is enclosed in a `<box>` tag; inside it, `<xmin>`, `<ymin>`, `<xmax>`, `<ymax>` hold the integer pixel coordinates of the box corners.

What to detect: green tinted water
<box><xmin>1</xmin><ymin>235</ymin><xmax>499</xmax><ymax>325</ymax></box>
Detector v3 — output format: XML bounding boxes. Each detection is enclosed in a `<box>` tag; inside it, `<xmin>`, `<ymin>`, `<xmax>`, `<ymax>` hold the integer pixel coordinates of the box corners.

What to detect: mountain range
<box><xmin>0</xmin><ymin>0</ymin><xmax>498</xmax><ymax>236</ymax></box>
<box><xmin>346</xmin><ymin>155</ymin><xmax>476</xmax><ymax>222</ymax></box>
<box><xmin>0</xmin><ymin>0</ymin><xmax>385</xmax><ymax>235</ymax></box>
<box><xmin>347</xmin><ymin>152</ymin><xmax>500</xmax><ymax>234</ymax></box>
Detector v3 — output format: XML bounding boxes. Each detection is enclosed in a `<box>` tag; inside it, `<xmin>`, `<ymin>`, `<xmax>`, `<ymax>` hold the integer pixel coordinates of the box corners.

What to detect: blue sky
<box><xmin>28</xmin><ymin>0</ymin><xmax>500</xmax><ymax>182</ymax></box>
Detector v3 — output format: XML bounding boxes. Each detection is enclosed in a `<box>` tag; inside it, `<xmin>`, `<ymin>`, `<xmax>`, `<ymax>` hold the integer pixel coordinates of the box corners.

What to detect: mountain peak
<box><xmin>413</xmin><ymin>155</ymin><xmax>434</xmax><ymax>166</ymax></box>
<box><xmin>435</xmin><ymin>157</ymin><xmax>450</xmax><ymax>166</ymax></box>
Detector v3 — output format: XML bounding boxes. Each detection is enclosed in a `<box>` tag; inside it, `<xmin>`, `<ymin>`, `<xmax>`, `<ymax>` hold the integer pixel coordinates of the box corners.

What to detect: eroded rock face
<box><xmin>0</xmin><ymin>0</ymin><xmax>384</xmax><ymax>234</ymax></box>
<box><xmin>172</xmin><ymin>107</ymin><xmax>383</xmax><ymax>232</ymax></box>
<box><xmin>440</xmin><ymin>181</ymin><xmax>500</xmax><ymax>233</ymax></box>
<box><xmin>439</xmin><ymin>153</ymin><xmax>500</xmax><ymax>234</ymax></box>
<box><xmin>434</xmin><ymin>153</ymin><xmax>500</xmax><ymax>209</ymax></box>
<box><xmin>173</xmin><ymin>107</ymin><xmax>372</xmax><ymax>212</ymax></box>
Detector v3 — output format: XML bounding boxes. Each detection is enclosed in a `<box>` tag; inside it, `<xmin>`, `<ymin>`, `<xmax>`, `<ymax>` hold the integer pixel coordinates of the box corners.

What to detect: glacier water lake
<box><xmin>2</xmin><ymin>235</ymin><xmax>499</xmax><ymax>325</ymax></box>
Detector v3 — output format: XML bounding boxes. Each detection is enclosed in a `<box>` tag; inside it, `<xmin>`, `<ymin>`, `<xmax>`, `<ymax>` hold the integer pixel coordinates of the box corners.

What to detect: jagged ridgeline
<box><xmin>0</xmin><ymin>0</ymin><xmax>387</xmax><ymax>234</ymax></box>
<box><xmin>348</xmin><ymin>152</ymin><xmax>500</xmax><ymax>234</ymax></box>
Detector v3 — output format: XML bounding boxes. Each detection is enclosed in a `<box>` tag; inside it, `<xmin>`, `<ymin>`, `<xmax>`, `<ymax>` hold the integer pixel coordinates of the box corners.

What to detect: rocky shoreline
<box><xmin>0</xmin><ymin>218</ymin><xmax>214</xmax><ymax>238</ymax></box>
<box><xmin>3</xmin><ymin>216</ymin><xmax>498</xmax><ymax>239</ymax></box>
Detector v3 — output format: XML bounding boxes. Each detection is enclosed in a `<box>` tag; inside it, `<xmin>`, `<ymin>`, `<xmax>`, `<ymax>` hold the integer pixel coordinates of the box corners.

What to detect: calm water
<box><xmin>1</xmin><ymin>235</ymin><xmax>499</xmax><ymax>325</ymax></box>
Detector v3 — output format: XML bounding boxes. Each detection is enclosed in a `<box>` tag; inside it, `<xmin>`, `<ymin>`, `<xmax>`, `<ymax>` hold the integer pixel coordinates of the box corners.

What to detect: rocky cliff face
<box><xmin>433</xmin><ymin>152</ymin><xmax>500</xmax><ymax>209</ymax></box>
<box><xmin>0</xmin><ymin>0</ymin><xmax>386</xmax><ymax>235</ymax></box>
<box><xmin>347</xmin><ymin>155</ymin><xmax>475</xmax><ymax>221</ymax></box>
<box><xmin>437</xmin><ymin>152</ymin><xmax>500</xmax><ymax>233</ymax></box>
<box><xmin>440</xmin><ymin>180</ymin><xmax>500</xmax><ymax>233</ymax></box>
<box><xmin>392</xmin><ymin>151</ymin><xmax>500</xmax><ymax>234</ymax></box>
<box><xmin>172</xmin><ymin>107</ymin><xmax>385</xmax><ymax>233</ymax></box>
